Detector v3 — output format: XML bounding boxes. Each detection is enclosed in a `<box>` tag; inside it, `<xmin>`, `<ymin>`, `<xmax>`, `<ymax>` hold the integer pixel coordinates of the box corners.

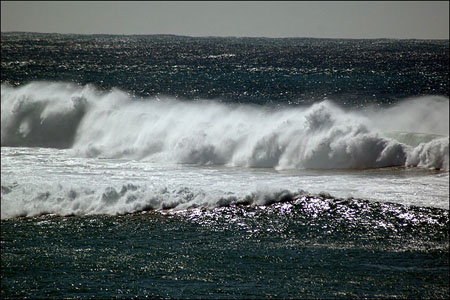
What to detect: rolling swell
<box><xmin>1</xmin><ymin>81</ymin><xmax>449</xmax><ymax>170</ymax></box>
<box><xmin>2</xmin><ymin>178</ymin><xmax>448</xmax><ymax>241</ymax></box>
<box><xmin>2</xmin><ymin>184</ymin><xmax>448</xmax><ymax>298</ymax></box>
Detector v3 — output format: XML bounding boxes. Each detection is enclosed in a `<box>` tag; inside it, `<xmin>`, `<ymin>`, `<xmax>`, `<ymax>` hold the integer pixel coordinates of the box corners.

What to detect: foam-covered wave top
<box><xmin>0</xmin><ymin>181</ymin><xmax>301</xmax><ymax>219</ymax></box>
<box><xmin>1</xmin><ymin>82</ymin><xmax>449</xmax><ymax>170</ymax></box>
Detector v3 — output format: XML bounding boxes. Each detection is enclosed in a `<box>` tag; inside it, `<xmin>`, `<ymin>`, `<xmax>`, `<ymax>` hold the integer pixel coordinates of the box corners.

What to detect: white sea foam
<box><xmin>1</xmin><ymin>82</ymin><xmax>449</xmax><ymax>171</ymax></box>
<box><xmin>0</xmin><ymin>180</ymin><xmax>300</xmax><ymax>219</ymax></box>
<box><xmin>2</xmin><ymin>145</ymin><xmax>449</xmax><ymax>219</ymax></box>
<box><xmin>3</xmin><ymin>135</ymin><xmax>450</xmax><ymax>220</ymax></box>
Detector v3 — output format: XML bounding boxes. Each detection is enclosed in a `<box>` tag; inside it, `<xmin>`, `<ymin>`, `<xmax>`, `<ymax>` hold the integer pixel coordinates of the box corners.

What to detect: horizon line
<box><xmin>2</xmin><ymin>31</ymin><xmax>449</xmax><ymax>41</ymax></box>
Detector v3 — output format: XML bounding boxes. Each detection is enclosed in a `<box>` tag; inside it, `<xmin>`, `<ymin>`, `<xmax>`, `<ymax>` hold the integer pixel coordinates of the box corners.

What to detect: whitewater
<box><xmin>1</xmin><ymin>82</ymin><xmax>448</xmax><ymax>219</ymax></box>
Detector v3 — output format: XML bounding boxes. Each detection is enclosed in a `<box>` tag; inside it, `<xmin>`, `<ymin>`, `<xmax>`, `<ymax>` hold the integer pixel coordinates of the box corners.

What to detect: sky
<box><xmin>1</xmin><ymin>1</ymin><xmax>449</xmax><ymax>39</ymax></box>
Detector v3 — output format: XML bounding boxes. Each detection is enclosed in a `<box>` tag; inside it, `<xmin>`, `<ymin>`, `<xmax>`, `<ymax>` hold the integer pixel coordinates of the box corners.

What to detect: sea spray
<box><xmin>1</xmin><ymin>82</ymin><xmax>91</xmax><ymax>148</ymax></box>
<box><xmin>1</xmin><ymin>82</ymin><xmax>449</xmax><ymax>170</ymax></box>
<box><xmin>366</xmin><ymin>96</ymin><xmax>449</xmax><ymax>136</ymax></box>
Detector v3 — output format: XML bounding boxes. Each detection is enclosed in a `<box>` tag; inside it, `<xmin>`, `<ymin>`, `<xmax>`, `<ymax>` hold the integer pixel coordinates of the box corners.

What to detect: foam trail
<box><xmin>0</xmin><ymin>182</ymin><xmax>300</xmax><ymax>219</ymax></box>
<box><xmin>1</xmin><ymin>82</ymin><xmax>449</xmax><ymax>170</ymax></box>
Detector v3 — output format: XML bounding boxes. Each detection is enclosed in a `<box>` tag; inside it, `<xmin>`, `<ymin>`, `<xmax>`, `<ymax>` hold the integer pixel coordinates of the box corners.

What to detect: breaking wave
<box><xmin>1</xmin><ymin>81</ymin><xmax>449</xmax><ymax>171</ymax></box>
<box><xmin>2</xmin><ymin>178</ymin><xmax>448</xmax><ymax>220</ymax></box>
<box><xmin>0</xmin><ymin>181</ymin><xmax>304</xmax><ymax>219</ymax></box>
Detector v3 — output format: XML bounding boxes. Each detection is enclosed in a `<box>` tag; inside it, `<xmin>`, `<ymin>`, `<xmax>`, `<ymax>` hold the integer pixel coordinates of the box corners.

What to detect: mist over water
<box><xmin>366</xmin><ymin>97</ymin><xmax>449</xmax><ymax>136</ymax></box>
<box><xmin>2</xmin><ymin>82</ymin><xmax>448</xmax><ymax>171</ymax></box>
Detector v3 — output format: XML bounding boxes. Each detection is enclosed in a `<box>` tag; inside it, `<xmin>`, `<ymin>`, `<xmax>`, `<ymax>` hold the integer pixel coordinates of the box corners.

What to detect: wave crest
<box><xmin>0</xmin><ymin>181</ymin><xmax>304</xmax><ymax>219</ymax></box>
<box><xmin>1</xmin><ymin>82</ymin><xmax>448</xmax><ymax>170</ymax></box>
<box><xmin>1</xmin><ymin>82</ymin><xmax>90</xmax><ymax>148</ymax></box>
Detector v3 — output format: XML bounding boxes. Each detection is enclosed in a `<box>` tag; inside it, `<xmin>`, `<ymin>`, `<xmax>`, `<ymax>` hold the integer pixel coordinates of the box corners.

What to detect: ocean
<box><xmin>1</xmin><ymin>32</ymin><xmax>449</xmax><ymax>298</ymax></box>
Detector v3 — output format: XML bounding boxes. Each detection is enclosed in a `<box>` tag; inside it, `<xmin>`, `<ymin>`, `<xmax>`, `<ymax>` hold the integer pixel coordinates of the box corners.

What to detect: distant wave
<box><xmin>1</xmin><ymin>81</ymin><xmax>449</xmax><ymax>171</ymax></box>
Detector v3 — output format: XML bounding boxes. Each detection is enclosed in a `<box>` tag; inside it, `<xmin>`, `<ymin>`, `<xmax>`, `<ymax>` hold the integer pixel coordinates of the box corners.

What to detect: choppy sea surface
<box><xmin>1</xmin><ymin>32</ymin><xmax>449</xmax><ymax>298</ymax></box>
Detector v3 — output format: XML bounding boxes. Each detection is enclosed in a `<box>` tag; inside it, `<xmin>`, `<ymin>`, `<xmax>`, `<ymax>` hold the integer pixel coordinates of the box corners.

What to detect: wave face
<box><xmin>1</xmin><ymin>82</ymin><xmax>449</xmax><ymax>170</ymax></box>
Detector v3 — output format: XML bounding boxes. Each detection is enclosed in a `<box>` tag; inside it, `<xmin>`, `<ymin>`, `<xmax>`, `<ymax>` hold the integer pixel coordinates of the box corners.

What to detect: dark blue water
<box><xmin>2</xmin><ymin>198</ymin><xmax>449</xmax><ymax>299</ymax></box>
<box><xmin>1</xmin><ymin>32</ymin><xmax>449</xmax><ymax>299</ymax></box>
<box><xmin>1</xmin><ymin>32</ymin><xmax>448</xmax><ymax>106</ymax></box>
